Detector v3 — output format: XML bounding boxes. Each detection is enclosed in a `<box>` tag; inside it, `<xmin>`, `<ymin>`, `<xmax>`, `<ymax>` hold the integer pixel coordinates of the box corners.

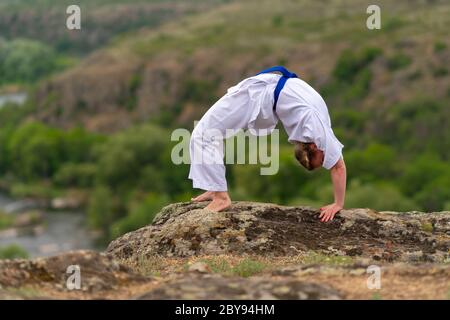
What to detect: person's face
<box><xmin>309</xmin><ymin>143</ymin><xmax>324</xmax><ymax>170</ymax></box>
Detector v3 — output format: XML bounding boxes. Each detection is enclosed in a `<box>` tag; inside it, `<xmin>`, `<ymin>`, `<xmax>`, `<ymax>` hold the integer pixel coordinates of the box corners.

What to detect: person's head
<box><xmin>294</xmin><ymin>142</ymin><xmax>324</xmax><ymax>171</ymax></box>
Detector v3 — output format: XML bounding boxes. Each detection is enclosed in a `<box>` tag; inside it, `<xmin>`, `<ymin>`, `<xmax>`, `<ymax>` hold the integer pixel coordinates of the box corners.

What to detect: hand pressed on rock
<box><xmin>319</xmin><ymin>203</ymin><xmax>343</xmax><ymax>222</ymax></box>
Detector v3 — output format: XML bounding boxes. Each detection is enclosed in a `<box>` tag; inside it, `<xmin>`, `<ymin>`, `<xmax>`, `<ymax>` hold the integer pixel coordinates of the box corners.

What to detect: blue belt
<box><xmin>257</xmin><ymin>66</ymin><xmax>298</xmax><ymax>111</ymax></box>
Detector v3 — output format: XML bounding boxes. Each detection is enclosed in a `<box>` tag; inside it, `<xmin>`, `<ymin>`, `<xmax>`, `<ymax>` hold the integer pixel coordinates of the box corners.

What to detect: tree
<box><xmin>0</xmin><ymin>39</ymin><xmax>57</xmax><ymax>84</ymax></box>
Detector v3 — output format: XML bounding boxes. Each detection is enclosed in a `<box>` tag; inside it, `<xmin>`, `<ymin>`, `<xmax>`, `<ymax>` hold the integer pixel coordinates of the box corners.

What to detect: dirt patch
<box><xmin>273</xmin><ymin>264</ymin><xmax>450</xmax><ymax>300</ymax></box>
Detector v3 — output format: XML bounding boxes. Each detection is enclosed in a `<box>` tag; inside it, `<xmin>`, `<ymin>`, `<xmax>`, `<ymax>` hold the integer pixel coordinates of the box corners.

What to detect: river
<box><xmin>0</xmin><ymin>192</ymin><xmax>97</xmax><ymax>258</ymax></box>
<box><xmin>0</xmin><ymin>92</ymin><xmax>98</xmax><ymax>258</ymax></box>
<box><xmin>0</xmin><ymin>92</ymin><xmax>27</xmax><ymax>108</ymax></box>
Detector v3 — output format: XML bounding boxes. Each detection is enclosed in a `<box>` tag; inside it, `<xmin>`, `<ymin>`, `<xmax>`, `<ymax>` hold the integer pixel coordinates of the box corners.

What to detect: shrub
<box><xmin>53</xmin><ymin>163</ymin><xmax>97</xmax><ymax>188</ymax></box>
<box><xmin>344</xmin><ymin>68</ymin><xmax>373</xmax><ymax>100</ymax></box>
<box><xmin>0</xmin><ymin>244</ymin><xmax>29</xmax><ymax>259</ymax></box>
<box><xmin>195</xmin><ymin>257</ymin><xmax>232</xmax><ymax>274</ymax></box>
<box><xmin>0</xmin><ymin>211</ymin><xmax>13</xmax><ymax>230</ymax></box>
<box><xmin>333</xmin><ymin>47</ymin><xmax>382</xmax><ymax>83</ymax></box>
<box><xmin>344</xmin><ymin>180</ymin><xmax>419</xmax><ymax>212</ymax></box>
<box><xmin>414</xmin><ymin>175</ymin><xmax>450</xmax><ymax>212</ymax></box>
<box><xmin>0</xmin><ymin>39</ymin><xmax>57</xmax><ymax>84</ymax></box>
<box><xmin>61</xmin><ymin>127</ymin><xmax>105</xmax><ymax>163</ymax></box>
<box><xmin>302</xmin><ymin>251</ymin><xmax>354</xmax><ymax>266</ymax></box>
<box><xmin>432</xmin><ymin>67</ymin><xmax>448</xmax><ymax>78</ymax></box>
<box><xmin>93</xmin><ymin>124</ymin><xmax>168</xmax><ymax>191</ymax></box>
<box><xmin>386</xmin><ymin>53</ymin><xmax>412</xmax><ymax>71</ymax></box>
<box><xmin>399</xmin><ymin>154</ymin><xmax>448</xmax><ymax>197</ymax></box>
<box><xmin>87</xmin><ymin>185</ymin><xmax>116</xmax><ymax>232</ymax></box>
<box><xmin>181</xmin><ymin>77</ymin><xmax>219</xmax><ymax>104</ymax></box>
<box><xmin>9</xmin><ymin>180</ymin><xmax>61</xmax><ymax>199</ymax></box>
<box><xmin>118</xmin><ymin>73</ymin><xmax>142</xmax><ymax>111</ymax></box>
<box><xmin>434</xmin><ymin>41</ymin><xmax>447</xmax><ymax>53</ymax></box>
<box><xmin>110</xmin><ymin>193</ymin><xmax>169</xmax><ymax>238</ymax></box>
<box><xmin>231</xmin><ymin>146</ymin><xmax>323</xmax><ymax>203</ymax></box>
<box><xmin>6</xmin><ymin>122</ymin><xmax>63</xmax><ymax>180</ymax></box>
<box><xmin>272</xmin><ymin>15</ymin><xmax>284</xmax><ymax>27</ymax></box>
<box><xmin>232</xmin><ymin>258</ymin><xmax>267</xmax><ymax>277</ymax></box>
<box><xmin>4</xmin><ymin>122</ymin><xmax>101</xmax><ymax>181</ymax></box>
<box><xmin>344</xmin><ymin>143</ymin><xmax>397</xmax><ymax>183</ymax></box>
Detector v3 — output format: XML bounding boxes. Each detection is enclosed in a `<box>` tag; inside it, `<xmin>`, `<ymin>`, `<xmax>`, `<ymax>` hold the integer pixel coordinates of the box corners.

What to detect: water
<box><xmin>0</xmin><ymin>91</ymin><xmax>98</xmax><ymax>258</ymax></box>
<box><xmin>0</xmin><ymin>92</ymin><xmax>27</xmax><ymax>108</ymax></box>
<box><xmin>0</xmin><ymin>192</ymin><xmax>97</xmax><ymax>258</ymax></box>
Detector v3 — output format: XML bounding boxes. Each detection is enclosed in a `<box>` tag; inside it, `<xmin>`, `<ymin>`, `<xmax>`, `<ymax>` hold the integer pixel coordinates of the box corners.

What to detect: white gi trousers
<box><xmin>188</xmin><ymin>74</ymin><xmax>280</xmax><ymax>191</ymax></box>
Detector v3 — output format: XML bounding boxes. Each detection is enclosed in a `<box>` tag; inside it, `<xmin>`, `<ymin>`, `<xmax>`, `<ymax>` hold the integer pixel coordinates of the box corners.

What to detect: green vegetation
<box><xmin>332</xmin><ymin>47</ymin><xmax>382</xmax><ymax>83</ymax></box>
<box><xmin>344</xmin><ymin>181</ymin><xmax>418</xmax><ymax>211</ymax></box>
<box><xmin>232</xmin><ymin>258</ymin><xmax>267</xmax><ymax>277</ymax></box>
<box><xmin>386</xmin><ymin>53</ymin><xmax>412</xmax><ymax>71</ymax></box>
<box><xmin>0</xmin><ymin>1</ymin><xmax>226</xmax><ymax>88</ymax></box>
<box><xmin>0</xmin><ymin>120</ymin><xmax>192</xmax><ymax>243</ymax></box>
<box><xmin>1</xmin><ymin>61</ymin><xmax>449</xmax><ymax>243</ymax></box>
<box><xmin>321</xmin><ymin>47</ymin><xmax>382</xmax><ymax>102</ymax></box>
<box><xmin>434</xmin><ymin>41</ymin><xmax>447</xmax><ymax>53</ymax></box>
<box><xmin>110</xmin><ymin>193</ymin><xmax>169</xmax><ymax>238</ymax></box>
<box><xmin>432</xmin><ymin>67</ymin><xmax>448</xmax><ymax>78</ymax></box>
<box><xmin>192</xmin><ymin>257</ymin><xmax>232</xmax><ymax>274</ymax></box>
<box><xmin>187</xmin><ymin>257</ymin><xmax>267</xmax><ymax>277</ymax></box>
<box><xmin>301</xmin><ymin>252</ymin><xmax>354</xmax><ymax>266</ymax></box>
<box><xmin>0</xmin><ymin>244</ymin><xmax>29</xmax><ymax>259</ymax></box>
<box><xmin>0</xmin><ymin>210</ymin><xmax>14</xmax><ymax>230</ymax></box>
<box><xmin>0</xmin><ymin>122</ymin><xmax>104</xmax><ymax>181</ymax></box>
<box><xmin>3</xmin><ymin>286</ymin><xmax>42</xmax><ymax>298</ymax></box>
<box><xmin>420</xmin><ymin>222</ymin><xmax>433</xmax><ymax>233</ymax></box>
<box><xmin>0</xmin><ymin>39</ymin><xmax>62</xmax><ymax>85</ymax></box>
<box><xmin>371</xmin><ymin>292</ymin><xmax>383</xmax><ymax>300</ymax></box>
<box><xmin>0</xmin><ymin>0</ymin><xmax>226</xmax><ymax>55</ymax></box>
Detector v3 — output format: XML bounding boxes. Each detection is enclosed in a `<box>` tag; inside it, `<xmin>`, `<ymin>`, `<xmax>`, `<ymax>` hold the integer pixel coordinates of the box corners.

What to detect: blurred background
<box><xmin>0</xmin><ymin>0</ymin><xmax>448</xmax><ymax>258</ymax></box>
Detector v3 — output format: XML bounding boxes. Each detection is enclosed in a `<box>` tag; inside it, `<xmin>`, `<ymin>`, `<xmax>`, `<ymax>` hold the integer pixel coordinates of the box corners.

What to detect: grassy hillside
<box><xmin>32</xmin><ymin>0</ymin><xmax>449</xmax><ymax>133</ymax></box>
<box><xmin>0</xmin><ymin>0</ymin><xmax>229</xmax><ymax>89</ymax></box>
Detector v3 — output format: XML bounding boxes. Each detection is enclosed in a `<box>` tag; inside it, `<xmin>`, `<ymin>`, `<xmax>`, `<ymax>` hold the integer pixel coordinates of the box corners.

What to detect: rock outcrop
<box><xmin>137</xmin><ymin>273</ymin><xmax>342</xmax><ymax>300</ymax></box>
<box><xmin>0</xmin><ymin>250</ymin><xmax>150</xmax><ymax>299</ymax></box>
<box><xmin>106</xmin><ymin>202</ymin><xmax>450</xmax><ymax>263</ymax></box>
<box><xmin>1</xmin><ymin>201</ymin><xmax>449</xmax><ymax>300</ymax></box>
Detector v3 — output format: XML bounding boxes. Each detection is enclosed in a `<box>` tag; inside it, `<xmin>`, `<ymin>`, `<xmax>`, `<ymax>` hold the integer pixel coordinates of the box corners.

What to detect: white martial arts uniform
<box><xmin>188</xmin><ymin>73</ymin><xmax>344</xmax><ymax>191</ymax></box>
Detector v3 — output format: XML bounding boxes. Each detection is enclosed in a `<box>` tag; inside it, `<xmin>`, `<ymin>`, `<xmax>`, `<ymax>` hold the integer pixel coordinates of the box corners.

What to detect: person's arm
<box><xmin>319</xmin><ymin>157</ymin><xmax>346</xmax><ymax>222</ymax></box>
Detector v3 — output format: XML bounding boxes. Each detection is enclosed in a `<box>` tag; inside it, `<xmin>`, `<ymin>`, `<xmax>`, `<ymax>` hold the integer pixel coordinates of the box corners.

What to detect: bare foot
<box><xmin>206</xmin><ymin>192</ymin><xmax>231</xmax><ymax>212</ymax></box>
<box><xmin>191</xmin><ymin>191</ymin><xmax>214</xmax><ymax>202</ymax></box>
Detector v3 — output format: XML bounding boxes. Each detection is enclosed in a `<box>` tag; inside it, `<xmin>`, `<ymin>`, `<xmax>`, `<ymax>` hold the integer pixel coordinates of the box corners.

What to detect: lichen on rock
<box><xmin>106</xmin><ymin>202</ymin><xmax>450</xmax><ymax>263</ymax></box>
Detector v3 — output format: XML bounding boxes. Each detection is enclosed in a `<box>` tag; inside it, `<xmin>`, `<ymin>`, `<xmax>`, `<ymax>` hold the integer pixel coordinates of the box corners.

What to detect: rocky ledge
<box><xmin>106</xmin><ymin>202</ymin><xmax>449</xmax><ymax>263</ymax></box>
<box><xmin>0</xmin><ymin>201</ymin><xmax>449</xmax><ymax>299</ymax></box>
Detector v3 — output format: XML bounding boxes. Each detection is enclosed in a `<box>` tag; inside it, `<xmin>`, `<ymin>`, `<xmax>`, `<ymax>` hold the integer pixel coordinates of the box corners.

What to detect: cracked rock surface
<box><xmin>106</xmin><ymin>202</ymin><xmax>450</xmax><ymax>262</ymax></box>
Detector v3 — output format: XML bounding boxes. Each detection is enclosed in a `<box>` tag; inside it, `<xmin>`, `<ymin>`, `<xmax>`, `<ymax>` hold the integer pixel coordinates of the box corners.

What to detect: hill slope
<box><xmin>31</xmin><ymin>0</ymin><xmax>450</xmax><ymax>135</ymax></box>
